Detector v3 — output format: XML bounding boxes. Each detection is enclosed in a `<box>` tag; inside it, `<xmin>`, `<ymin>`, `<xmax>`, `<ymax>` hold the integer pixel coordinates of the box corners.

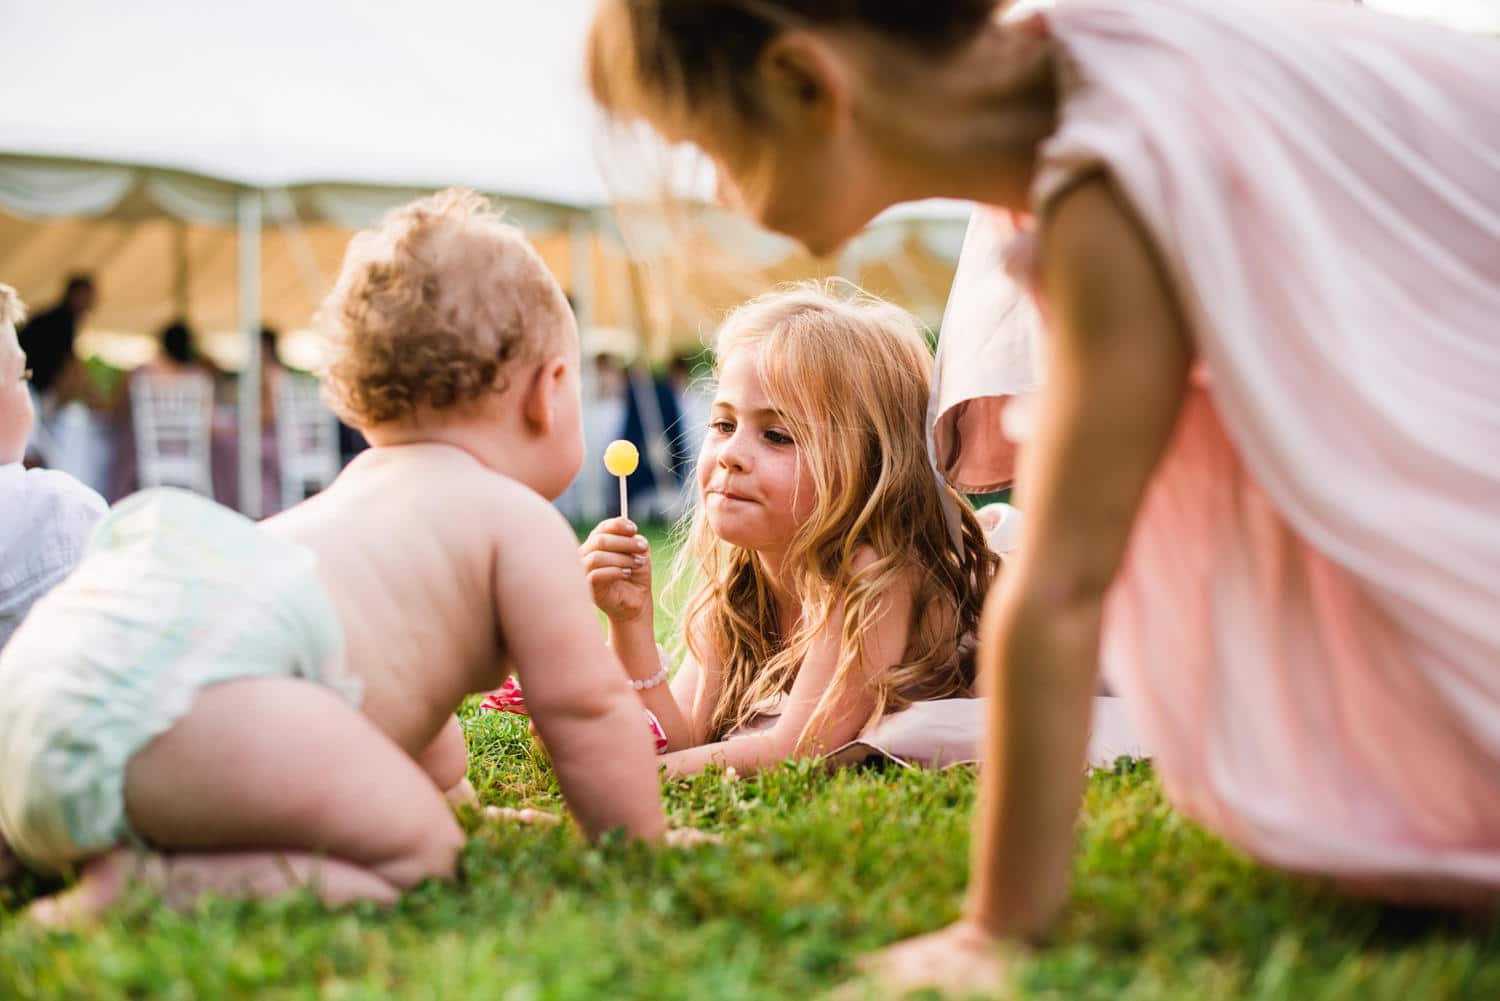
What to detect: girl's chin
<box><xmin>705</xmin><ymin>514</ymin><xmax>768</xmax><ymax>551</ymax></box>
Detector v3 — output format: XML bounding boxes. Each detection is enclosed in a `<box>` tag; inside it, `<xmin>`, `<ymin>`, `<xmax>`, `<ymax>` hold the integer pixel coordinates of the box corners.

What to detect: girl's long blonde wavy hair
<box><xmin>673</xmin><ymin>281</ymin><xmax>999</xmax><ymax>749</ymax></box>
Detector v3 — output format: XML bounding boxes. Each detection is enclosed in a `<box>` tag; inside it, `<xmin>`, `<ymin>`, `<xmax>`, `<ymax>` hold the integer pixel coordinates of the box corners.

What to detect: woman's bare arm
<box><xmin>966</xmin><ymin>174</ymin><xmax>1192</xmax><ymax>939</ymax></box>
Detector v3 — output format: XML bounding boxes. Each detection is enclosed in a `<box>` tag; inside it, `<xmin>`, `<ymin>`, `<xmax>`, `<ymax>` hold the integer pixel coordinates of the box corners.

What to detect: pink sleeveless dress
<box><xmin>931</xmin><ymin>0</ymin><xmax>1500</xmax><ymax>901</ymax></box>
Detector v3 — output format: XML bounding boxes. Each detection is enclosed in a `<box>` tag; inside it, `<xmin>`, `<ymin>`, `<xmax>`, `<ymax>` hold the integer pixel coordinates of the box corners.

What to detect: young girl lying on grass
<box><xmin>580</xmin><ymin>282</ymin><xmax>1000</xmax><ymax>778</ymax></box>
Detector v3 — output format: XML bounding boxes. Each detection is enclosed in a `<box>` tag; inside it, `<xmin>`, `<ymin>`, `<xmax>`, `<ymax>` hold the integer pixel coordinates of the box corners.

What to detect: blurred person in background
<box><xmin>19</xmin><ymin>274</ymin><xmax>112</xmax><ymax>492</ymax></box>
<box><xmin>110</xmin><ymin>319</ymin><xmax>218</xmax><ymax>502</ymax></box>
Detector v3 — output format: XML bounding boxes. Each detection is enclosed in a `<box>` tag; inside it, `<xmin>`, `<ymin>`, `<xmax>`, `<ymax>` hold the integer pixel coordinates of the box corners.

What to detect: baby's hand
<box><xmin>580</xmin><ymin>518</ymin><xmax>654</xmax><ymax>624</ymax></box>
<box><xmin>483</xmin><ymin>805</ymin><xmax>562</xmax><ymax>826</ymax></box>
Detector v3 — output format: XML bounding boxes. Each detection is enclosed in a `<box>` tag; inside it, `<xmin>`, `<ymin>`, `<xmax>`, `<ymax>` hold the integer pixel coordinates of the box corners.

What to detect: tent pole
<box><xmin>237</xmin><ymin>188</ymin><xmax>263</xmax><ymax>518</ymax></box>
<box><xmin>572</xmin><ymin>214</ymin><xmax>604</xmax><ymax>523</ymax></box>
<box><xmin>172</xmin><ymin>220</ymin><xmax>191</xmax><ymax>319</ymax></box>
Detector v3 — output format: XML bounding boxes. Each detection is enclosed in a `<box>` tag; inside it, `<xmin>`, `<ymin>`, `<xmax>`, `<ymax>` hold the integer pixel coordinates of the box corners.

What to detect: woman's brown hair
<box><xmin>589</xmin><ymin>0</ymin><xmax>1002</xmax><ymax>137</ymax></box>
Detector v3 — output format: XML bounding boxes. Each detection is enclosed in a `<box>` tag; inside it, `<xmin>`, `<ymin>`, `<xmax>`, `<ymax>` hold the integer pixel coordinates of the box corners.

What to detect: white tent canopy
<box><xmin>3</xmin><ymin>2</ymin><xmax>614</xmax><ymax>206</ymax></box>
<box><xmin>5</xmin><ymin>0</ymin><xmax>1492</xmax><ymax>514</ymax></box>
<box><xmin>0</xmin><ymin>4</ymin><xmax>978</xmax><ymax>516</ymax></box>
<box><xmin>3</xmin><ymin>1</ymin><xmax>629</xmax><ymax>516</ymax></box>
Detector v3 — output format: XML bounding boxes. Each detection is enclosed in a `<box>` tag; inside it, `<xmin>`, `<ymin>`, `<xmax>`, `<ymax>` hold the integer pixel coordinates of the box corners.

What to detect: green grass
<box><xmin>3</xmin><ymin>524</ymin><xmax>1498</xmax><ymax>1000</ymax></box>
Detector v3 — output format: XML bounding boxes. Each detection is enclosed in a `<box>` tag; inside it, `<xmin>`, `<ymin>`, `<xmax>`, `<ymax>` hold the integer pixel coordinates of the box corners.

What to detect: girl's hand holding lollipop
<box><xmin>581</xmin><ymin>441</ymin><xmax>652</xmax><ymax>624</ymax></box>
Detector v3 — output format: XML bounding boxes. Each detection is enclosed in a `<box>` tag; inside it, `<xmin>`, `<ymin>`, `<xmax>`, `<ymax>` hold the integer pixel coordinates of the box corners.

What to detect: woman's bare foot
<box><xmin>847</xmin><ymin>919</ymin><xmax>1019</xmax><ymax>998</ymax></box>
<box><xmin>25</xmin><ymin>849</ymin><xmax>165</xmax><ymax>928</ymax></box>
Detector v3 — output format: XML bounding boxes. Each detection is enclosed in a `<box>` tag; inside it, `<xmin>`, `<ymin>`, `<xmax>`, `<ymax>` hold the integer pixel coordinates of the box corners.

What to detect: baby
<box><xmin>0</xmin><ymin>190</ymin><xmax>668</xmax><ymax>923</ymax></box>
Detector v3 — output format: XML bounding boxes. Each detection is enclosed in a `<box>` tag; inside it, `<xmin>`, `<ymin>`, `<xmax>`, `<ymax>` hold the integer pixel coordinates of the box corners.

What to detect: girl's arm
<box><xmin>965</xmin><ymin>173</ymin><xmax>1191</xmax><ymax>941</ymax></box>
<box><xmin>657</xmin><ymin>552</ymin><xmax>910</xmax><ymax>779</ymax></box>
<box><xmin>665</xmin><ymin>623</ymin><xmax>726</xmax><ymax>749</ymax></box>
<box><xmin>581</xmin><ymin>518</ymin><xmax>698</xmax><ymax>750</ymax></box>
<box><xmin>605</xmin><ymin>616</ymin><xmax>698</xmax><ymax>752</ymax></box>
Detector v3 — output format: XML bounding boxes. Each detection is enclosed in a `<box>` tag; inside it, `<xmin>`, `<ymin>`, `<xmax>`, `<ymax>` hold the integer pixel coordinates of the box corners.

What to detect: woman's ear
<box><xmin>757</xmin><ymin>30</ymin><xmax>851</xmax><ymax>136</ymax></box>
<box><xmin>521</xmin><ymin>355</ymin><xmax>568</xmax><ymax>435</ymax></box>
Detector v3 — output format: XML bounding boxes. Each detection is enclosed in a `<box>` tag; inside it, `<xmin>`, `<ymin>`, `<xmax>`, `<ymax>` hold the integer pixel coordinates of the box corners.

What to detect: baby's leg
<box><xmin>28</xmin><ymin>675</ymin><xmax>464</xmax><ymax>924</ymax></box>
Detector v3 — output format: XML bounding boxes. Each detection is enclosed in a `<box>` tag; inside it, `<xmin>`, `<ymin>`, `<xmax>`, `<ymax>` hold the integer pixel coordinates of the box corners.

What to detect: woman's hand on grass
<box><xmin>580</xmin><ymin>518</ymin><xmax>654</xmax><ymax>625</ymax></box>
<box><xmin>848</xmin><ymin>919</ymin><xmax>1017</xmax><ymax>998</ymax></box>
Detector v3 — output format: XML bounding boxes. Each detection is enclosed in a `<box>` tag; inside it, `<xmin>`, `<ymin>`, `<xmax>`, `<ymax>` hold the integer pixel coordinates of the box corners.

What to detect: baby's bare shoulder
<box><xmin>277</xmin><ymin>448</ymin><xmax>566</xmax><ymax>575</ymax></box>
<box><xmin>397</xmin><ymin>457</ymin><xmax>578</xmax><ymax>580</ymax></box>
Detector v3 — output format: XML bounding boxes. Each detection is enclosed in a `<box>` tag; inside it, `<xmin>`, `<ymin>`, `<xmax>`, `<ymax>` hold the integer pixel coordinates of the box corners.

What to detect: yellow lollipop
<box><xmin>603</xmin><ymin>439</ymin><xmax>639</xmax><ymax>518</ymax></box>
<box><xmin>603</xmin><ymin>439</ymin><xmax>639</xmax><ymax>477</ymax></box>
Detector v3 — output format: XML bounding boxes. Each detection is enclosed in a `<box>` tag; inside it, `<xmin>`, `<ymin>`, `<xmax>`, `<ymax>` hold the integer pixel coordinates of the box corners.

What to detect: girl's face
<box><xmin>709</xmin><ymin>136</ymin><xmax>885</xmax><ymax>260</ymax></box>
<box><xmin>687</xmin><ymin>33</ymin><xmax>894</xmax><ymax>259</ymax></box>
<box><xmin>698</xmin><ymin>345</ymin><xmax>817</xmax><ymax>554</ymax></box>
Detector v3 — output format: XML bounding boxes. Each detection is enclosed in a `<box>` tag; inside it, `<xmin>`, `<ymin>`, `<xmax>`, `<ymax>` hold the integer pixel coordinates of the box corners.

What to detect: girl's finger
<box><xmin>587</xmin><ymin>566</ymin><xmax>637</xmax><ymax>585</ymax></box>
<box><xmin>588</xmin><ymin>532</ymin><xmax>649</xmax><ymax>555</ymax></box>
<box><xmin>583</xmin><ymin>550</ymin><xmax>645</xmax><ymax>572</ymax></box>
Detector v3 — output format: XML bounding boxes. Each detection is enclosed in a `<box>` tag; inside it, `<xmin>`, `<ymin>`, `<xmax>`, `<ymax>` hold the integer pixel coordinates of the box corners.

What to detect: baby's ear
<box><xmin>521</xmin><ymin>354</ymin><xmax>569</xmax><ymax>434</ymax></box>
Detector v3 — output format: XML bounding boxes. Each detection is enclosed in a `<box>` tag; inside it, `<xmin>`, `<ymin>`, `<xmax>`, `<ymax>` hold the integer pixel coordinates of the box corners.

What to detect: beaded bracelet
<box><xmin>631</xmin><ymin>663</ymin><xmax>669</xmax><ymax>691</ymax></box>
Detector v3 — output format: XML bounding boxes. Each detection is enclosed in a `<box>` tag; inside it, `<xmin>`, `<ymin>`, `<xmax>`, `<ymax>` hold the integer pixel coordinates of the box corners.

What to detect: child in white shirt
<box><xmin>0</xmin><ymin>284</ymin><xmax>105</xmax><ymax>651</ymax></box>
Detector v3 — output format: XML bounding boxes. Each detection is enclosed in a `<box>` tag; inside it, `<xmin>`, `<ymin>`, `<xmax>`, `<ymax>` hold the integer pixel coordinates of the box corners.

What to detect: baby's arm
<box><xmin>416</xmin><ymin>716</ymin><xmax>476</xmax><ymax>807</ymax></box>
<box><xmin>494</xmin><ymin>499</ymin><xmax>666</xmax><ymax>841</ymax></box>
<box><xmin>658</xmin><ymin>556</ymin><xmax>908</xmax><ymax>779</ymax></box>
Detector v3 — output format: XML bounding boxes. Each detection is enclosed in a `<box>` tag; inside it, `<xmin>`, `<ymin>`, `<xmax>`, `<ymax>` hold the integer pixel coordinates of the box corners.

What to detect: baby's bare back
<box><xmin>264</xmin><ymin>441</ymin><xmax>667</xmax><ymax>841</ymax></box>
<box><xmin>262</xmin><ymin>445</ymin><xmax>514</xmax><ymax>756</ymax></box>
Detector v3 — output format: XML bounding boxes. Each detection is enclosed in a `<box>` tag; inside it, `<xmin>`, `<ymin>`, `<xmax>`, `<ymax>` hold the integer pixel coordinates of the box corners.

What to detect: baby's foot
<box><xmin>26</xmin><ymin>849</ymin><xmax>165</xmax><ymax>928</ymax></box>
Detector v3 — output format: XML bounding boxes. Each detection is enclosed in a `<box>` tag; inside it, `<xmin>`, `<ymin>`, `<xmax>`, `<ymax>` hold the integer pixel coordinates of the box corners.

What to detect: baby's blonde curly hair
<box><xmin>319</xmin><ymin>188</ymin><xmax>571</xmax><ymax>428</ymax></box>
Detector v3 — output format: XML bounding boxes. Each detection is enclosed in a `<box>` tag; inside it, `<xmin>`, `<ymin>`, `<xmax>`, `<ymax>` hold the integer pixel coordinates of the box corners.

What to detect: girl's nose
<box><xmin>717</xmin><ymin>432</ymin><xmax>750</xmax><ymax>472</ymax></box>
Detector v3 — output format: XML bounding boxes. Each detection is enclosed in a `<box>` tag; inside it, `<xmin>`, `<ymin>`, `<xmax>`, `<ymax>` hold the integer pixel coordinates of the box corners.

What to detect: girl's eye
<box><xmin>765</xmin><ymin>429</ymin><xmax>794</xmax><ymax>446</ymax></box>
<box><xmin>708</xmin><ymin>419</ymin><xmax>734</xmax><ymax>435</ymax></box>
